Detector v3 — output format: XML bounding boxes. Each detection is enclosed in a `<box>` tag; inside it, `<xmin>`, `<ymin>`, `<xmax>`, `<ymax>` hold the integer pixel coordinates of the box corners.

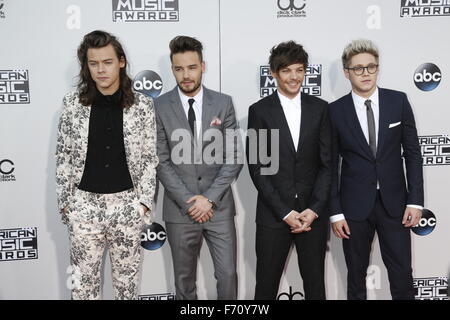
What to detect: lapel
<box><xmin>122</xmin><ymin>98</ymin><xmax>134</xmax><ymax>160</ymax></box>
<box><xmin>168</xmin><ymin>86</ymin><xmax>194</xmax><ymax>146</ymax></box>
<box><xmin>343</xmin><ymin>92</ymin><xmax>374</xmax><ymax>160</ymax></box>
<box><xmin>297</xmin><ymin>93</ymin><xmax>311</xmax><ymax>154</ymax></box>
<box><xmin>269</xmin><ymin>91</ymin><xmax>296</xmax><ymax>156</ymax></box>
<box><xmin>74</xmin><ymin>101</ymin><xmax>91</xmax><ymax>175</ymax></box>
<box><xmin>376</xmin><ymin>88</ymin><xmax>389</xmax><ymax>158</ymax></box>
<box><xmin>201</xmin><ymin>87</ymin><xmax>217</xmax><ymax>150</ymax></box>
<box><xmin>201</xmin><ymin>87</ymin><xmax>216</xmax><ymax>136</ymax></box>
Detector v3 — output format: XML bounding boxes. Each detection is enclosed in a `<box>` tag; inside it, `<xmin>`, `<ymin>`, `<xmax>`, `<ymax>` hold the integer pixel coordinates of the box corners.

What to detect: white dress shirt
<box><xmin>330</xmin><ymin>87</ymin><xmax>422</xmax><ymax>223</ymax></box>
<box><xmin>178</xmin><ymin>86</ymin><xmax>203</xmax><ymax>140</ymax></box>
<box><xmin>352</xmin><ymin>88</ymin><xmax>380</xmax><ymax>148</ymax></box>
<box><xmin>277</xmin><ymin>91</ymin><xmax>303</xmax><ymax>221</ymax></box>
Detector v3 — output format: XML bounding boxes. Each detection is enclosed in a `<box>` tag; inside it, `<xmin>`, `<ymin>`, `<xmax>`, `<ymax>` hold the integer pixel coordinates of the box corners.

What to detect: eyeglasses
<box><xmin>345</xmin><ymin>64</ymin><xmax>379</xmax><ymax>76</ymax></box>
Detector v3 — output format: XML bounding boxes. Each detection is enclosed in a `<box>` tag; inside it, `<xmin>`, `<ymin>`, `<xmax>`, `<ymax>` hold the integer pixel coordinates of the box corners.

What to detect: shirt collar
<box><xmin>178</xmin><ymin>86</ymin><xmax>204</xmax><ymax>107</ymax></box>
<box><xmin>277</xmin><ymin>90</ymin><xmax>301</xmax><ymax>108</ymax></box>
<box><xmin>352</xmin><ymin>87</ymin><xmax>379</xmax><ymax>109</ymax></box>
<box><xmin>94</xmin><ymin>87</ymin><xmax>121</xmax><ymax>107</ymax></box>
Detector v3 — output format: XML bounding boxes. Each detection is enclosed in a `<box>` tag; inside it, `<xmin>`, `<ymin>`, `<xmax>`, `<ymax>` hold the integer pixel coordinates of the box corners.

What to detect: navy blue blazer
<box><xmin>329</xmin><ymin>88</ymin><xmax>423</xmax><ymax>221</ymax></box>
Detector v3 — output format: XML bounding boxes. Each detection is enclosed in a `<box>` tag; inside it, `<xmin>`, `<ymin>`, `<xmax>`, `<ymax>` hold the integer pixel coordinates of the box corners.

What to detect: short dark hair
<box><xmin>169</xmin><ymin>36</ymin><xmax>203</xmax><ymax>62</ymax></box>
<box><xmin>269</xmin><ymin>41</ymin><xmax>309</xmax><ymax>73</ymax></box>
<box><xmin>77</xmin><ymin>30</ymin><xmax>134</xmax><ymax>108</ymax></box>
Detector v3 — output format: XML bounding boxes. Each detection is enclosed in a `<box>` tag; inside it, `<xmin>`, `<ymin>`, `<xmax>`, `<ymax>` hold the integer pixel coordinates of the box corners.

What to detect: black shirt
<box><xmin>78</xmin><ymin>89</ymin><xmax>134</xmax><ymax>194</ymax></box>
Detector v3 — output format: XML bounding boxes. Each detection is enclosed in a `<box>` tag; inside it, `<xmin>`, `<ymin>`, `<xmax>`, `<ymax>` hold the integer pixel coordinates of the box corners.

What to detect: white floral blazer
<box><xmin>55</xmin><ymin>91</ymin><xmax>159</xmax><ymax>214</ymax></box>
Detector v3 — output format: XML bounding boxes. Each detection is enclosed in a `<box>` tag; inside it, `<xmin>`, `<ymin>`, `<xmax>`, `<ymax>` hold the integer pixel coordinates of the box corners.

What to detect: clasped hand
<box><xmin>187</xmin><ymin>195</ymin><xmax>214</xmax><ymax>223</ymax></box>
<box><xmin>285</xmin><ymin>209</ymin><xmax>317</xmax><ymax>234</ymax></box>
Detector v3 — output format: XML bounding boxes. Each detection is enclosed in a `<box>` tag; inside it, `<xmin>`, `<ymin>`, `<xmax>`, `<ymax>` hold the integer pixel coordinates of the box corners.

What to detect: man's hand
<box><xmin>141</xmin><ymin>205</ymin><xmax>149</xmax><ymax>214</ymax></box>
<box><xmin>285</xmin><ymin>210</ymin><xmax>310</xmax><ymax>234</ymax></box>
<box><xmin>198</xmin><ymin>209</ymin><xmax>214</xmax><ymax>223</ymax></box>
<box><xmin>187</xmin><ymin>195</ymin><xmax>213</xmax><ymax>222</ymax></box>
<box><xmin>402</xmin><ymin>207</ymin><xmax>422</xmax><ymax>228</ymax></box>
<box><xmin>291</xmin><ymin>209</ymin><xmax>317</xmax><ymax>233</ymax></box>
<box><xmin>298</xmin><ymin>208</ymin><xmax>317</xmax><ymax>229</ymax></box>
<box><xmin>332</xmin><ymin>219</ymin><xmax>350</xmax><ymax>239</ymax></box>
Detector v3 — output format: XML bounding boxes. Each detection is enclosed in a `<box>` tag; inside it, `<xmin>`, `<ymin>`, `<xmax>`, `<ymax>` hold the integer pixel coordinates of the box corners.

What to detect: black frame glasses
<box><xmin>345</xmin><ymin>64</ymin><xmax>379</xmax><ymax>76</ymax></box>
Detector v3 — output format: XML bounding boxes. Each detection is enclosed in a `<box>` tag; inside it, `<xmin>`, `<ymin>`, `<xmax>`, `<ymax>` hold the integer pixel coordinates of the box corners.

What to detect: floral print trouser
<box><xmin>65</xmin><ymin>188</ymin><xmax>145</xmax><ymax>300</ymax></box>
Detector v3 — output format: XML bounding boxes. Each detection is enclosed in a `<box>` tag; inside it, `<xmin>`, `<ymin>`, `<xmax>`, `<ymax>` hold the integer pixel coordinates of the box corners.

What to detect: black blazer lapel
<box><xmin>268</xmin><ymin>92</ymin><xmax>296</xmax><ymax>156</ymax></box>
<box><xmin>297</xmin><ymin>94</ymin><xmax>312</xmax><ymax>153</ymax></box>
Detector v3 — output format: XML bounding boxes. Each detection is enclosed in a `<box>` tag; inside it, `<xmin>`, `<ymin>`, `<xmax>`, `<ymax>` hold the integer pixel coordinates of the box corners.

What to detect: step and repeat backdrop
<box><xmin>0</xmin><ymin>0</ymin><xmax>449</xmax><ymax>300</ymax></box>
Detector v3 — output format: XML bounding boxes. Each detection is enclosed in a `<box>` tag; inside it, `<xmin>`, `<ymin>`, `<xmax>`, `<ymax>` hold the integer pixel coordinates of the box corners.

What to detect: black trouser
<box><xmin>254</xmin><ymin>205</ymin><xmax>328</xmax><ymax>300</ymax></box>
<box><xmin>343</xmin><ymin>191</ymin><xmax>414</xmax><ymax>300</ymax></box>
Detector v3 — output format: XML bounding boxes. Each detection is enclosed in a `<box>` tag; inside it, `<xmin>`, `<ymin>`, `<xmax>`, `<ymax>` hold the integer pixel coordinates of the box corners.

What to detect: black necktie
<box><xmin>188</xmin><ymin>98</ymin><xmax>196</xmax><ymax>136</ymax></box>
<box><xmin>365</xmin><ymin>99</ymin><xmax>377</xmax><ymax>157</ymax></box>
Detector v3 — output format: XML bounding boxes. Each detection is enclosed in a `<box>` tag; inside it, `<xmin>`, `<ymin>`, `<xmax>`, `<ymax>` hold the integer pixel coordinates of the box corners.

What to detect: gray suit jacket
<box><xmin>155</xmin><ymin>86</ymin><xmax>243</xmax><ymax>223</ymax></box>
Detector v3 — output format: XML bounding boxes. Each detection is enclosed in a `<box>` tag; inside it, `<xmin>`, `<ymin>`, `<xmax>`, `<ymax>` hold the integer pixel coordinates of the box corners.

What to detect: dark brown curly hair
<box><xmin>77</xmin><ymin>30</ymin><xmax>134</xmax><ymax>108</ymax></box>
<box><xmin>269</xmin><ymin>40</ymin><xmax>309</xmax><ymax>73</ymax></box>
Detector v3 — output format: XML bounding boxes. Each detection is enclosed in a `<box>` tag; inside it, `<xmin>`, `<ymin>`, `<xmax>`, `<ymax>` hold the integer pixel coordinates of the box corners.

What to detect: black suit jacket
<box><xmin>329</xmin><ymin>88</ymin><xmax>424</xmax><ymax>221</ymax></box>
<box><xmin>247</xmin><ymin>91</ymin><xmax>332</xmax><ymax>228</ymax></box>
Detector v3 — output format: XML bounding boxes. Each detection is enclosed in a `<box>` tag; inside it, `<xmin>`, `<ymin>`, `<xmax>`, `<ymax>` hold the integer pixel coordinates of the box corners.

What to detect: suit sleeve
<box><xmin>155</xmin><ymin>104</ymin><xmax>196</xmax><ymax>213</ymax></box>
<box><xmin>401</xmin><ymin>93</ymin><xmax>424</xmax><ymax>206</ymax></box>
<box><xmin>137</xmin><ymin>96</ymin><xmax>159</xmax><ymax>210</ymax></box>
<box><xmin>308</xmin><ymin>104</ymin><xmax>332</xmax><ymax>217</ymax></box>
<box><xmin>55</xmin><ymin>94</ymin><xmax>74</xmax><ymax>213</ymax></box>
<box><xmin>203</xmin><ymin>96</ymin><xmax>243</xmax><ymax>207</ymax></box>
<box><xmin>329</xmin><ymin>106</ymin><xmax>343</xmax><ymax>216</ymax></box>
<box><xmin>246</xmin><ymin>104</ymin><xmax>292</xmax><ymax>220</ymax></box>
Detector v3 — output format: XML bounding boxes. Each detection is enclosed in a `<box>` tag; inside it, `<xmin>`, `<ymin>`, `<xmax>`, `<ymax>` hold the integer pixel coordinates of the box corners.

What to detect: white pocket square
<box><xmin>389</xmin><ymin>122</ymin><xmax>401</xmax><ymax>128</ymax></box>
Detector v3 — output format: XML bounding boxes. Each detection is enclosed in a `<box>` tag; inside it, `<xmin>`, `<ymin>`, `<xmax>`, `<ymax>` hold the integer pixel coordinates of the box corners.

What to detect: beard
<box><xmin>177</xmin><ymin>76</ymin><xmax>202</xmax><ymax>95</ymax></box>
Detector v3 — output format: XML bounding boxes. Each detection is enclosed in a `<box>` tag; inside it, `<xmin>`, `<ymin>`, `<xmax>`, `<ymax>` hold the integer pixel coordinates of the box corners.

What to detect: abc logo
<box><xmin>0</xmin><ymin>159</ymin><xmax>14</xmax><ymax>175</ymax></box>
<box><xmin>140</xmin><ymin>222</ymin><xmax>166</xmax><ymax>250</ymax></box>
<box><xmin>412</xmin><ymin>209</ymin><xmax>436</xmax><ymax>236</ymax></box>
<box><xmin>133</xmin><ymin>70</ymin><xmax>163</xmax><ymax>98</ymax></box>
<box><xmin>414</xmin><ymin>63</ymin><xmax>441</xmax><ymax>91</ymax></box>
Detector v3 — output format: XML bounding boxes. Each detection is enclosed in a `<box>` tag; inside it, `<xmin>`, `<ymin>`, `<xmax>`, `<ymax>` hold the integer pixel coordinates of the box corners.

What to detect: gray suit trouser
<box><xmin>166</xmin><ymin>219</ymin><xmax>237</xmax><ymax>300</ymax></box>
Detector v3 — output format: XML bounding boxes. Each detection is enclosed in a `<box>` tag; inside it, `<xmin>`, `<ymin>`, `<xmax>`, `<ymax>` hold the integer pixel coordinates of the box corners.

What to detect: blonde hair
<box><xmin>342</xmin><ymin>39</ymin><xmax>379</xmax><ymax>68</ymax></box>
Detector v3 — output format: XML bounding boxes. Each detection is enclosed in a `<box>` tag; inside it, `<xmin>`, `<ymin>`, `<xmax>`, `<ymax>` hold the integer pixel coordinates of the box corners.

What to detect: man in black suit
<box><xmin>247</xmin><ymin>41</ymin><xmax>332</xmax><ymax>300</ymax></box>
<box><xmin>329</xmin><ymin>39</ymin><xmax>424</xmax><ymax>300</ymax></box>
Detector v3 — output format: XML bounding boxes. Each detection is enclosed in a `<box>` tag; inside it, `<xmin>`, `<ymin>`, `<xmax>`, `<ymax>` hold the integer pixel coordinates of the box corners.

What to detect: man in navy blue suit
<box><xmin>329</xmin><ymin>39</ymin><xmax>424</xmax><ymax>300</ymax></box>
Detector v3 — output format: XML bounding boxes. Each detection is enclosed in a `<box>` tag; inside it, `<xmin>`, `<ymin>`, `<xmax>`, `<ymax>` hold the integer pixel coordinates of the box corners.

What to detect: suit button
<box><xmin>198</xmin><ymin>177</ymin><xmax>202</xmax><ymax>181</ymax></box>
<box><xmin>106</xmin><ymin>146</ymin><xmax>111</xmax><ymax>150</ymax></box>
<box><xmin>105</xmin><ymin>164</ymin><xmax>110</xmax><ymax>168</ymax></box>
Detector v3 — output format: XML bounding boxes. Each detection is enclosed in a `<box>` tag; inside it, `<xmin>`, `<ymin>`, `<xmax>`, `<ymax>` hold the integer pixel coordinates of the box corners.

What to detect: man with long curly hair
<box><xmin>55</xmin><ymin>30</ymin><xmax>158</xmax><ymax>299</ymax></box>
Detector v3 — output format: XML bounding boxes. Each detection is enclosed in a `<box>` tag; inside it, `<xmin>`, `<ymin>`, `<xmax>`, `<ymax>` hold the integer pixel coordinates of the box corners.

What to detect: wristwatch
<box><xmin>207</xmin><ymin>199</ymin><xmax>216</xmax><ymax>209</ymax></box>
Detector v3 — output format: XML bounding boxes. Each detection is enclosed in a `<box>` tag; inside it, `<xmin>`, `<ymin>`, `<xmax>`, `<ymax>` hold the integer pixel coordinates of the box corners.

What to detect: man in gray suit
<box><xmin>155</xmin><ymin>36</ymin><xmax>243</xmax><ymax>300</ymax></box>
